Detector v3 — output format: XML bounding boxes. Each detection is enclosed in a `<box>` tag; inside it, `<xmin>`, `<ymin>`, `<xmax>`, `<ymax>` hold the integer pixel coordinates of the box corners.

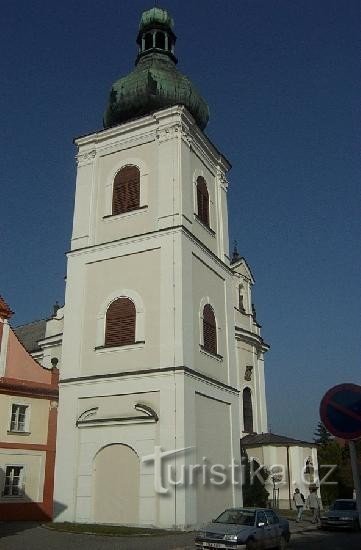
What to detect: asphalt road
<box><xmin>290</xmin><ymin>529</ymin><xmax>361</xmax><ymax>549</ymax></box>
<box><xmin>1</xmin><ymin>523</ymin><xmax>361</xmax><ymax>549</ymax></box>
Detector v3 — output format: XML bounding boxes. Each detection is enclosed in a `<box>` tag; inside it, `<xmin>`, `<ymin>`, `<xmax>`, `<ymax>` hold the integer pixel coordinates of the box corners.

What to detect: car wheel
<box><xmin>277</xmin><ymin>535</ymin><xmax>287</xmax><ymax>550</ymax></box>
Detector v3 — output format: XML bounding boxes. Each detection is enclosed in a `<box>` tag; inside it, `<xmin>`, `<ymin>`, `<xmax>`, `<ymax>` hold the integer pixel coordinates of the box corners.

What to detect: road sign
<box><xmin>320</xmin><ymin>383</ymin><xmax>361</xmax><ymax>440</ymax></box>
<box><xmin>320</xmin><ymin>384</ymin><xmax>361</xmax><ymax>528</ymax></box>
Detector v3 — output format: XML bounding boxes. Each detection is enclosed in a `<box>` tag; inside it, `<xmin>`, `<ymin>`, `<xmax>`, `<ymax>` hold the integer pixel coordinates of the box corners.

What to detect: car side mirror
<box><xmin>257</xmin><ymin>522</ymin><xmax>265</xmax><ymax>527</ymax></box>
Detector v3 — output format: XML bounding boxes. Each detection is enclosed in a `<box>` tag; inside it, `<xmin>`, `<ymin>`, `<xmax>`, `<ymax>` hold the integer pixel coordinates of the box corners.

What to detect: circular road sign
<box><xmin>320</xmin><ymin>384</ymin><xmax>361</xmax><ymax>440</ymax></box>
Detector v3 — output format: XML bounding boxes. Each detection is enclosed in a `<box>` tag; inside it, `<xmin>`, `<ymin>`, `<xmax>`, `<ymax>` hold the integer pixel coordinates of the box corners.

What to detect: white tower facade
<box><xmin>54</xmin><ymin>9</ymin><xmax>268</xmax><ymax>528</ymax></box>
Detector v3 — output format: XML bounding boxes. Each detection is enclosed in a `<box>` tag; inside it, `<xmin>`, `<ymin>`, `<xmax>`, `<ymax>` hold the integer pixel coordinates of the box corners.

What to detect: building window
<box><xmin>243</xmin><ymin>388</ymin><xmax>253</xmax><ymax>433</ymax></box>
<box><xmin>105</xmin><ymin>298</ymin><xmax>136</xmax><ymax>347</ymax></box>
<box><xmin>144</xmin><ymin>33</ymin><xmax>153</xmax><ymax>50</ymax></box>
<box><xmin>203</xmin><ymin>304</ymin><xmax>217</xmax><ymax>355</ymax></box>
<box><xmin>3</xmin><ymin>466</ymin><xmax>24</xmax><ymax>497</ymax></box>
<box><xmin>155</xmin><ymin>31</ymin><xmax>165</xmax><ymax>49</ymax></box>
<box><xmin>9</xmin><ymin>404</ymin><xmax>29</xmax><ymax>433</ymax></box>
<box><xmin>112</xmin><ymin>165</ymin><xmax>140</xmax><ymax>215</ymax></box>
<box><xmin>196</xmin><ymin>176</ymin><xmax>209</xmax><ymax>226</ymax></box>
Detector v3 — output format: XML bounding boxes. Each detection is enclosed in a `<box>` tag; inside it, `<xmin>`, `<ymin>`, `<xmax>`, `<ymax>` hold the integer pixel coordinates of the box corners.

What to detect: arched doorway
<box><xmin>93</xmin><ymin>444</ymin><xmax>140</xmax><ymax>524</ymax></box>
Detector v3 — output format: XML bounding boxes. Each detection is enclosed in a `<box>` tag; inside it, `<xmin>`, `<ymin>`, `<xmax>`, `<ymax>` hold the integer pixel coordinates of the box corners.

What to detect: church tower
<box><xmin>54</xmin><ymin>8</ymin><xmax>268</xmax><ymax>528</ymax></box>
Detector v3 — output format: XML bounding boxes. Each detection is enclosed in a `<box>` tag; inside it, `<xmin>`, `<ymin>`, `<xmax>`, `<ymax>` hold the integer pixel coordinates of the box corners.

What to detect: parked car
<box><xmin>195</xmin><ymin>507</ymin><xmax>290</xmax><ymax>549</ymax></box>
<box><xmin>320</xmin><ymin>499</ymin><xmax>359</xmax><ymax>530</ymax></box>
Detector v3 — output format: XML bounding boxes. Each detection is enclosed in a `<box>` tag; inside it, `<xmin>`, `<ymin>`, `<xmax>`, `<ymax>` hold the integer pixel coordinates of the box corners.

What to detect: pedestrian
<box><xmin>306</xmin><ymin>487</ymin><xmax>321</xmax><ymax>524</ymax></box>
<box><xmin>293</xmin><ymin>488</ymin><xmax>305</xmax><ymax>522</ymax></box>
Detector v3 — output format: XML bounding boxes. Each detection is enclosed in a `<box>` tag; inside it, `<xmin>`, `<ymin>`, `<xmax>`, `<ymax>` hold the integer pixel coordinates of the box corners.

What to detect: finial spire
<box><xmin>231</xmin><ymin>241</ymin><xmax>241</xmax><ymax>264</ymax></box>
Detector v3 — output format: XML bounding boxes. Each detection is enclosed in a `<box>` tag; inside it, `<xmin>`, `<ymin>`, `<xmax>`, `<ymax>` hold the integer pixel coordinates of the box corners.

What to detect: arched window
<box><xmin>243</xmin><ymin>388</ymin><xmax>253</xmax><ymax>433</ymax></box>
<box><xmin>112</xmin><ymin>165</ymin><xmax>140</xmax><ymax>215</ymax></box>
<box><xmin>196</xmin><ymin>176</ymin><xmax>209</xmax><ymax>226</ymax></box>
<box><xmin>144</xmin><ymin>33</ymin><xmax>153</xmax><ymax>50</ymax></box>
<box><xmin>105</xmin><ymin>298</ymin><xmax>136</xmax><ymax>347</ymax></box>
<box><xmin>203</xmin><ymin>304</ymin><xmax>217</xmax><ymax>355</ymax></box>
<box><xmin>155</xmin><ymin>31</ymin><xmax>165</xmax><ymax>49</ymax></box>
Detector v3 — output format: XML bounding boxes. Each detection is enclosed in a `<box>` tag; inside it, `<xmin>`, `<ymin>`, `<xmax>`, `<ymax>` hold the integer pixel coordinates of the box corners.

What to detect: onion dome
<box><xmin>103</xmin><ymin>8</ymin><xmax>209</xmax><ymax>130</ymax></box>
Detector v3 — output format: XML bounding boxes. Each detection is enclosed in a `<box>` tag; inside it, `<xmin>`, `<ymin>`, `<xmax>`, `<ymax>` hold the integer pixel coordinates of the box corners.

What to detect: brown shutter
<box><xmin>105</xmin><ymin>298</ymin><xmax>136</xmax><ymax>347</ymax></box>
<box><xmin>196</xmin><ymin>177</ymin><xmax>209</xmax><ymax>226</ymax></box>
<box><xmin>203</xmin><ymin>304</ymin><xmax>217</xmax><ymax>354</ymax></box>
<box><xmin>243</xmin><ymin>388</ymin><xmax>254</xmax><ymax>433</ymax></box>
<box><xmin>112</xmin><ymin>165</ymin><xmax>140</xmax><ymax>215</ymax></box>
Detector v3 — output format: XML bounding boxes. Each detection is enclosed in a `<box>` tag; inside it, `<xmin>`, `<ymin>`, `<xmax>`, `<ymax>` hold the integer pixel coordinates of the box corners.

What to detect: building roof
<box><xmin>241</xmin><ymin>432</ymin><xmax>316</xmax><ymax>448</ymax></box>
<box><xmin>0</xmin><ymin>295</ymin><xmax>14</xmax><ymax>319</ymax></box>
<box><xmin>14</xmin><ymin>319</ymin><xmax>47</xmax><ymax>353</ymax></box>
<box><xmin>103</xmin><ymin>9</ymin><xmax>209</xmax><ymax>131</ymax></box>
<box><xmin>139</xmin><ymin>7</ymin><xmax>174</xmax><ymax>32</ymax></box>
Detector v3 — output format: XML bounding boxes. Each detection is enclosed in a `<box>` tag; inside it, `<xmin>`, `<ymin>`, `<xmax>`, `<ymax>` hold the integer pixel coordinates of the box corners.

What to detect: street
<box><xmin>1</xmin><ymin>523</ymin><xmax>361</xmax><ymax>549</ymax></box>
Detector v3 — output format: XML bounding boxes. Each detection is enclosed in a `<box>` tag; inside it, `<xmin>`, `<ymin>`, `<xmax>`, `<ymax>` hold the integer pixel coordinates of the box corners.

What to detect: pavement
<box><xmin>287</xmin><ymin>518</ymin><xmax>320</xmax><ymax>534</ymax></box>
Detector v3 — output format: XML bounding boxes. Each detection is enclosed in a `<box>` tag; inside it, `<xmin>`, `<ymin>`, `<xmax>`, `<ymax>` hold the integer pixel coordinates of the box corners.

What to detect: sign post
<box><xmin>349</xmin><ymin>440</ymin><xmax>361</xmax><ymax>526</ymax></box>
<box><xmin>320</xmin><ymin>384</ymin><xmax>361</xmax><ymax>527</ymax></box>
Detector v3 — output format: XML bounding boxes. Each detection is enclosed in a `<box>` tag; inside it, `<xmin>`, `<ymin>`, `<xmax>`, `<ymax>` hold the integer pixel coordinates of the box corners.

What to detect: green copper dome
<box><xmin>139</xmin><ymin>7</ymin><xmax>174</xmax><ymax>32</ymax></box>
<box><xmin>103</xmin><ymin>8</ymin><xmax>209</xmax><ymax>130</ymax></box>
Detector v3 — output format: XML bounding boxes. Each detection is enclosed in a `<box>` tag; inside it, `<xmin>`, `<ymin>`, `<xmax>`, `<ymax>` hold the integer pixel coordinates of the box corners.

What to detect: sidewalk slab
<box><xmin>288</xmin><ymin>519</ymin><xmax>320</xmax><ymax>534</ymax></box>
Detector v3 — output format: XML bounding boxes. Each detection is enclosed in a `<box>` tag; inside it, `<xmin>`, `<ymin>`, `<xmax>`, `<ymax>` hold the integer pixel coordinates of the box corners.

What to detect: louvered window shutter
<box><xmin>196</xmin><ymin>177</ymin><xmax>209</xmax><ymax>226</ymax></box>
<box><xmin>112</xmin><ymin>165</ymin><xmax>140</xmax><ymax>215</ymax></box>
<box><xmin>203</xmin><ymin>304</ymin><xmax>217</xmax><ymax>354</ymax></box>
<box><xmin>243</xmin><ymin>388</ymin><xmax>254</xmax><ymax>433</ymax></box>
<box><xmin>105</xmin><ymin>298</ymin><xmax>136</xmax><ymax>347</ymax></box>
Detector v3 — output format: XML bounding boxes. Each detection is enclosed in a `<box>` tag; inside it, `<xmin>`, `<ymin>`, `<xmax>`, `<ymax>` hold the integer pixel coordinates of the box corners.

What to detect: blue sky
<box><xmin>1</xmin><ymin>1</ymin><xmax>360</xmax><ymax>440</ymax></box>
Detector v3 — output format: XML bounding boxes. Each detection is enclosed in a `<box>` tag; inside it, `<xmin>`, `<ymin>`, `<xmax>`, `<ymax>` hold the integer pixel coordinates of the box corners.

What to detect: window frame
<box><xmin>242</xmin><ymin>387</ymin><xmax>254</xmax><ymax>433</ymax></box>
<box><xmin>202</xmin><ymin>303</ymin><xmax>218</xmax><ymax>356</ymax></box>
<box><xmin>8</xmin><ymin>402</ymin><xmax>31</xmax><ymax>434</ymax></box>
<box><xmin>196</xmin><ymin>176</ymin><xmax>210</xmax><ymax>227</ymax></box>
<box><xmin>104</xmin><ymin>160</ymin><xmax>149</xmax><ymax>220</ymax></box>
<box><xmin>2</xmin><ymin>465</ymin><xmax>25</xmax><ymax>498</ymax></box>
<box><xmin>112</xmin><ymin>164</ymin><xmax>141</xmax><ymax>216</ymax></box>
<box><xmin>95</xmin><ymin>290</ymin><xmax>146</xmax><ymax>350</ymax></box>
<box><xmin>104</xmin><ymin>297</ymin><xmax>137</xmax><ymax>348</ymax></box>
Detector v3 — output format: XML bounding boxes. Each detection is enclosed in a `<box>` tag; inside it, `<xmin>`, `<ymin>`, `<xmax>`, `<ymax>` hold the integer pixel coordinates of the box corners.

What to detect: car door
<box><xmin>264</xmin><ymin>510</ymin><xmax>280</xmax><ymax>547</ymax></box>
<box><xmin>255</xmin><ymin>511</ymin><xmax>272</xmax><ymax>549</ymax></box>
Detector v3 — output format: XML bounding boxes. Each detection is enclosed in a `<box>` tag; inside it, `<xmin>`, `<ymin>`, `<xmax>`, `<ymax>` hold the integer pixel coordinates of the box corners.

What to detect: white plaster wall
<box><xmin>183</xmin><ymin>374</ymin><xmax>242</xmax><ymax>527</ymax></box>
<box><xmin>246</xmin><ymin>444</ymin><xmax>319</xmax><ymax>509</ymax></box>
<box><xmin>55</xmin><ymin>105</ymin><xmax>253</xmax><ymax>529</ymax></box>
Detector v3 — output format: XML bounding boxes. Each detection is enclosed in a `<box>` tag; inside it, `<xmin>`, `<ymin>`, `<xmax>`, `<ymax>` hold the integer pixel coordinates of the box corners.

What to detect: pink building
<box><xmin>0</xmin><ymin>296</ymin><xmax>58</xmax><ymax>520</ymax></box>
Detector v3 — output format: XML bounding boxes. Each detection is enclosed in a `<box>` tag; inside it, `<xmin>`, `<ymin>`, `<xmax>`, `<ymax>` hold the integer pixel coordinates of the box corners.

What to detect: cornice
<box><xmin>60</xmin><ymin>365</ymin><xmax>239</xmax><ymax>394</ymax></box>
<box><xmin>67</xmin><ymin>224</ymin><xmax>234</xmax><ymax>278</ymax></box>
<box><xmin>74</xmin><ymin>106</ymin><xmax>231</xmax><ymax>175</ymax></box>
<box><xmin>235</xmin><ymin>326</ymin><xmax>270</xmax><ymax>353</ymax></box>
<box><xmin>37</xmin><ymin>333</ymin><xmax>63</xmax><ymax>349</ymax></box>
<box><xmin>0</xmin><ymin>378</ymin><xmax>59</xmax><ymax>399</ymax></box>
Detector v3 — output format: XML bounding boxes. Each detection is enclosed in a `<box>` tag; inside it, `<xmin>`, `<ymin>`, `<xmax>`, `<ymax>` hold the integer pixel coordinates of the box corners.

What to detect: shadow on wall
<box><xmin>0</xmin><ymin>466</ymin><xmax>67</xmax><ymax>526</ymax></box>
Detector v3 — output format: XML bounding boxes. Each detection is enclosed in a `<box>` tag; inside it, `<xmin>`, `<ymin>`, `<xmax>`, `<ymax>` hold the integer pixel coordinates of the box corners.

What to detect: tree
<box><xmin>241</xmin><ymin>447</ymin><xmax>269</xmax><ymax>507</ymax></box>
<box><xmin>317</xmin><ymin>440</ymin><xmax>343</xmax><ymax>505</ymax></box>
<box><xmin>339</xmin><ymin>439</ymin><xmax>361</xmax><ymax>498</ymax></box>
<box><xmin>314</xmin><ymin>422</ymin><xmax>332</xmax><ymax>445</ymax></box>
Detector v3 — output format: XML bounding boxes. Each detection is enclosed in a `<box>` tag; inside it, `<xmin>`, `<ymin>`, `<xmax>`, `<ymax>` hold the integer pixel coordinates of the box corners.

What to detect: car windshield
<box><xmin>331</xmin><ymin>501</ymin><xmax>356</xmax><ymax>511</ymax></box>
<box><xmin>214</xmin><ymin>510</ymin><xmax>256</xmax><ymax>525</ymax></box>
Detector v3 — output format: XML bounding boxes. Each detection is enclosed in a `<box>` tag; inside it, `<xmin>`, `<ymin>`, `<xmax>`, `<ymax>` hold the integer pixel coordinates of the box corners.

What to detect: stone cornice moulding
<box><xmin>235</xmin><ymin>326</ymin><xmax>270</xmax><ymax>353</ymax></box>
<box><xmin>74</xmin><ymin>106</ymin><xmax>231</xmax><ymax>175</ymax></box>
<box><xmin>37</xmin><ymin>333</ymin><xmax>63</xmax><ymax>349</ymax></box>
<box><xmin>67</xmin><ymin>225</ymin><xmax>234</xmax><ymax>278</ymax></box>
<box><xmin>60</xmin><ymin>365</ymin><xmax>240</xmax><ymax>396</ymax></box>
<box><xmin>76</xmin><ymin>402</ymin><xmax>159</xmax><ymax>428</ymax></box>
